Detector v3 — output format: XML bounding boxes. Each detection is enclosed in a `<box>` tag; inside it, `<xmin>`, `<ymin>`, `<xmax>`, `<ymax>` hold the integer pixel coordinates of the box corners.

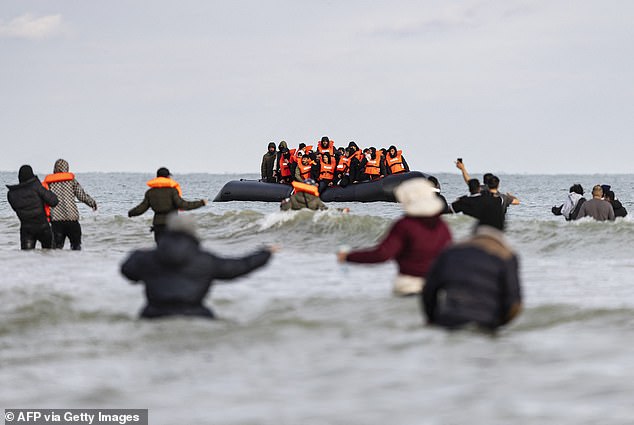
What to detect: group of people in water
<box><xmin>261</xmin><ymin>136</ymin><xmax>410</xmax><ymax>194</ymax></box>
<box><xmin>3</xmin><ymin>154</ymin><xmax>628</xmax><ymax>332</ymax></box>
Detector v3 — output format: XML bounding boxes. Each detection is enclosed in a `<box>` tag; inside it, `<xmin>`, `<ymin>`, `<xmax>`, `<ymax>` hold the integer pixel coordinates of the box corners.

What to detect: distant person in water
<box><xmin>552</xmin><ymin>184</ymin><xmax>586</xmax><ymax>221</ymax></box>
<box><xmin>422</xmin><ymin>224</ymin><xmax>522</xmax><ymax>331</ymax></box>
<box><xmin>337</xmin><ymin>178</ymin><xmax>452</xmax><ymax>296</ymax></box>
<box><xmin>43</xmin><ymin>159</ymin><xmax>97</xmax><ymax>250</ymax></box>
<box><xmin>604</xmin><ymin>190</ymin><xmax>627</xmax><ymax>218</ymax></box>
<box><xmin>261</xmin><ymin>142</ymin><xmax>277</xmax><ymax>183</ymax></box>
<box><xmin>6</xmin><ymin>165</ymin><xmax>59</xmax><ymax>249</ymax></box>
<box><xmin>128</xmin><ymin>167</ymin><xmax>206</xmax><ymax>243</ymax></box>
<box><xmin>576</xmin><ymin>185</ymin><xmax>615</xmax><ymax>221</ymax></box>
<box><xmin>450</xmin><ymin>178</ymin><xmax>505</xmax><ymax>230</ymax></box>
<box><xmin>121</xmin><ymin>214</ymin><xmax>275</xmax><ymax>319</ymax></box>
<box><xmin>280</xmin><ymin>179</ymin><xmax>327</xmax><ymax>211</ymax></box>
<box><xmin>427</xmin><ymin>175</ymin><xmax>450</xmax><ymax>214</ymax></box>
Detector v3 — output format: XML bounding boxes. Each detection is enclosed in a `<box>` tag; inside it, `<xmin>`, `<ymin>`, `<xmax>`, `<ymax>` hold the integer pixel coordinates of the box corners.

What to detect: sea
<box><xmin>1</xmin><ymin>171</ymin><xmax>633</xmax><ymax>425</ymax></box>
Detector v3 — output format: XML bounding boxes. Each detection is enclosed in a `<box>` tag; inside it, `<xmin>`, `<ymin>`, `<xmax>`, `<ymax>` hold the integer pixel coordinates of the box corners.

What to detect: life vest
<box><xmin>292</xmin><ymin>181</ymin><xmax>319</xmax><ymax>197</ymax></box>
<box><xmin>364</xmin><ymin>155</ymin><xmax>381</xmax><ymax>176</ymax></box>
<box><xmin>280</xmin><ymin>155</ymin><xmax>292</xmax><ymax>177</ymax></box>
<box><xmin>319</xmin><ymin>159</ymin><xmax>335</xmax><ymax>181</ymax></box>
<box><xmin>297</xmin><ymin>163</ymin><xmax>313</xmax><ymax>181</ymax></box>
<box><xmin>317</xmin><ymin>140</ymin><xmax>334</xmax><ymax>156</ymax></box>
<box><xmin>42</xmin><ymin>172</ymin><xmax>75</xmax><ymax>220</ymax></box>
<box><xmin>354</xmin><ymin>149</ymin><xmax>364</xmax><ymax>162</ymax></box>
<box><xmin>336</xmin><ymin>156</ymin><xmax>350</xmax><ymax>174</ymax></box>
<box><xmin>386</xmin><ymin>150</ymin><xmax>406</xmax><ymax>174</ymax></box>
<box><xmin>288</xmin><ymin>149</ymin><xmax>297</xmax><ymax>164</ymax></box>
<box><xmin>147</xmin><ymin>177</ymin><xmax>183</xmax><ymax>196</ymax></box>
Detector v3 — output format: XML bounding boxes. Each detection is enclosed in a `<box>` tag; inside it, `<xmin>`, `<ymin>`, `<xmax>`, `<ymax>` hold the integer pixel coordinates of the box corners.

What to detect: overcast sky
<box><xmin>1</xmin><ymin>1</ymin><xmax>633</xmax><ymax>175</ymax></box>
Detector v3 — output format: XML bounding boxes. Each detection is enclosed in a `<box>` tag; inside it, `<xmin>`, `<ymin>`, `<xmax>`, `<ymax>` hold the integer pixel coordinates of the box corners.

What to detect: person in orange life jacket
<box><xmin>277</xmin><ymin>148</ymin><xmax>293</xmax><ymax>185</ymax></box>
<box><xmin>6</xmin><ymin>165</ymin><xmax>59</xmax><ymax>250</ymax></box>
<box><xmin>337</xmin><ymin>178</ymin><xmax>452</xmax><ymax>296</ymax></box>
<box><xmin>317</xmin><ymin>152</ymin><xmax>335</xmax><ymax>194</ymax></box>
<box><xmin>294</xmin><ymin>154</ymin><xmax>316</xmax><ymax>182</ymax></box>
<box><xmin>360</xmin><ymin>147</ymin><xmax>385</xmax><ymax>182</ymax></box>
<box><xmin>334</xmin><ymin>148</ymin><xmax>354</xmax><ymax>187</ymax></box>
<box><xmin>385</xmin><ymin>145</ymin><xmax>410</xmax><ymax>175</ymax></box>
<box><xmin>128</xmin><ymin>167</ymin><xmax>207</xmax><ymax>243</ymax></box>
<box><xmin>261</xmin><ymin>142</ymin><xmax>277</xmax><ymax>183</ymax></box>
<box><xmin>345</xmin><ymin>146</ymin><xmax>363</xmax><ymax>184</ymax></box>
<box><xmin>317</xmin><ymin>136</ymin><xmax>334</xmax><ymax>156</ymax></box>
<box><xmin>274</xmin><ymin>140</ymin><xmax>288</xmax><ymax>181</ymax></box>
<box><xmin>280</xmin><ymin>178</ymin><xmax>328</xmax><ymax>211</ymax></box>
<box><xmin>43</xmin><ymin>158</ymin><xmax>97</xmax><ymax>250</ymax></box>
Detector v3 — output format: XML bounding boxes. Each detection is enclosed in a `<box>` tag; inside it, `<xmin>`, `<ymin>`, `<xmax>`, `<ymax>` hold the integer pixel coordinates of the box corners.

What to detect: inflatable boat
<box><xmin>213</xmin><ymin>171</ymin><xmax>430</xmax><ymax>203</ymax></box>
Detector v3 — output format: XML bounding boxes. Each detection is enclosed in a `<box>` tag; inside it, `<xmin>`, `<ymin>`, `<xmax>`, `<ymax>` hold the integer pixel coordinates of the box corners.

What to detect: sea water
<box><xmin>1</xmin><ymin>171</ymin><xmax>633</xmax><ymax>425</ymax></box>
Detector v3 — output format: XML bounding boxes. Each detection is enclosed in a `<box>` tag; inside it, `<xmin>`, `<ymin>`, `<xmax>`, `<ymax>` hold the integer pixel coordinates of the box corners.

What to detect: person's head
<box><xmin>267</xmin><ymin>142</ymin><xmax>276</xmax><ymax>153</ymax></box>
<box><xmin>486</xmin><ymin>175</ymin><xmax>500</xmax><ymax>190</ymax></box>
<box><xmin>337</xmin><ymin>147</ymin><xmax>345</xmax><ymax>156</ymax></box>
<box><xmin>320</xmin><ymin>136</ymin><xmax>330</xmax><ymax>147</ymax></box>
<box><xmin>601</xmin><ymin>184</ymin><xmax>611</xmax><ymax>195</ymax></box>
<box><xmin>308</xmin><ymin>152</ymin><xmax>317</xmax><ymax>161</ymax></box>
<box><xmin>156</xmin><ymin>167</ymin><xmax>171</xmax><ymax>178</ymax></box>
<box><xmin>321</xmin><ymin>152</ymin><xmax>331</xmax><ymax>163</ymax></box>
<box><xmin>278</xmin><ymin>140</ymin><xmax>287</xmax><ymax>150</ymax></box>
<box><xmin>166</xmin><ymin>213</ymin><xmax>198</xmax><ymax>240</ymax></box>
<box><xmin>18</xmin><ymin>165</ymin><xmax>35</xmax><ymax>183</ymax></box>
<box><xmin>427</xmin><ymin>175</ymin><xmax>441</xmax><ymax>191</ymax></box>
<box><xmin>363</xmin><ymin>148</ymin><xmax>372</xmax><ymax>160</ymax></box>
<box><xmin>370</xmin><ymin>147</ymin><xmax>377</xmax><ymax>159</ymax></box>
<box><xmin>345</xmin><ymin>147</ymin><xmax>353</xmax><ymax>157</ymax></box>
<box><xmin>301</xmin><ymin>155</ymin><xmax>310</xmax><ymax>165</ymax></box>
<box><xmin>605</xmin><ymin>190</ymin><xmax>616</xmax><ymax>201</ymax></box>
<box><xmin>468</xmin><ymin>178</ymin><xmax>481</xmax><ymax>195</ymax></box>
<box><xmin>482</xmin><ymin>173</ymin><xmax>494</xmax><ymax>186</ymax></box>
<box><xmin>394</xmin><ymin>178</ymin><xmax>444</xmax><ymax>217</ymax></box>
<box><xmin>569</xmin><ymin>184</ymin><xmax>584</xmax><ymax>195</ymax></box>
<box><xmin>281</xmin><ymin>148</ymin><xmax>290</xmax><ymax>158</ymax></box>
<box><xmin>388</xmin><ymin>145</ymin><xmax>397</xmax><ymax>157</ymax></box>
<box><xmin>54</xmin><ymin>158</ymin><xmax>69</xmax><ymax>173</ymax></box>
<box><xmin>299</xmin><ymin>143</ymin><xmax>306</xmax><ymax>150</ymax></box>
<box><xmin>348</xmin><ymin>141</ymin><xmax>359</xmax><ymax>150</ymax></box>
<box><xmin>592</xmin><ymin>185</ymin><xmax>603</xmax><ymax>198</ymax></box>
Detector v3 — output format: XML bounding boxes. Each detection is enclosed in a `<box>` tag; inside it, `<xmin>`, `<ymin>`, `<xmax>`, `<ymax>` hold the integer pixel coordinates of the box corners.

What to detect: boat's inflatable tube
<box><xmin>213</xmin><ymin>171</ymin><xmax>430</xmax><ymax>203</ymax></box>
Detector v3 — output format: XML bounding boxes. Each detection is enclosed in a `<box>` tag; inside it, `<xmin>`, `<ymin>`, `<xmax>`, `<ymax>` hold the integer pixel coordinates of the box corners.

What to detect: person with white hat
<box><xmin>336</xmin><ymin>178</ymin><xmax>452</xmax><ymax>296</ymax></box>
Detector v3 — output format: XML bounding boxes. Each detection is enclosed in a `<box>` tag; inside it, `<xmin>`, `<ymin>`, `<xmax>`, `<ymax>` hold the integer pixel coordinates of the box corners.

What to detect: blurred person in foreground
<box><xmin>337</xmin><ymin>178</ymin><xmax>452</xmax><ymax>296</ymax></box>
<box><xmin>422</xmin><ymin>224</ymin><xmax>522</xmax><ymax>331</ymax></box>
<box><xmin>121</xmin><ymin>214</ymin><xmax>275</xmax><ymax>319</ymax></box>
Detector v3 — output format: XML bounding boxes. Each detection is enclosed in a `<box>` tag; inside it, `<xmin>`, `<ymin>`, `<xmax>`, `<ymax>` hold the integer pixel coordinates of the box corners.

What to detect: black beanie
<box><xmin>156</xmin><ymin>167</ymin><xmax>171</xmax><ymax>177</ymax></box>
<box><xmin>18</xmin><ymin>165</ymin><xmax>35</xmax><ymax>183</ymax></box>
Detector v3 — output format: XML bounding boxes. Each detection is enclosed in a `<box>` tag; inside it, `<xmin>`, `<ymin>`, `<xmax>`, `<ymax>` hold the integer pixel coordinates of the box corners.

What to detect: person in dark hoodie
<box><xmin>128</xmin><ymin>167</ymin><xmax>206</xmax><ymax>243</ymax></box>
<box><xmin>261</xmin><ymin>142</ymin><xmax>277</xmax><ymax>182</ymax></box>
<box><xmin>43</xmin><ymin>159</ymin><xmax>97</xmax><ymax>250</ymax></box>
<box><xmin>121</xmin><ymin>214</ymin><xmax>275</xmax><ymax>319</ymax></box>
<box><xmin>604</xmin><ymin>190</ymin><xmax>627</xmax><ymax>218</ymax></box>
<box><xmin>6</xmin><ymin>165</ymin><xmax>59</xmax><ymax>249</ymax></box>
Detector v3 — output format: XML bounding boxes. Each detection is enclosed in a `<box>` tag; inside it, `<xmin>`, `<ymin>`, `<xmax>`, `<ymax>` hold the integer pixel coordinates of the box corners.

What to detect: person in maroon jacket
<box><xmin>337</xmin><ymin>178</ymin><xmax>452</xmax><ymax>296</ymax></box>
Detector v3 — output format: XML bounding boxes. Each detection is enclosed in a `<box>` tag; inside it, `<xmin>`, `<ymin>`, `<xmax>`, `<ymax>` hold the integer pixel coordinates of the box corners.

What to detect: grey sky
<box><xmin>1</xmin><ymin>1</ymin><xmax>633</xmax><ymax>175</ymax></box>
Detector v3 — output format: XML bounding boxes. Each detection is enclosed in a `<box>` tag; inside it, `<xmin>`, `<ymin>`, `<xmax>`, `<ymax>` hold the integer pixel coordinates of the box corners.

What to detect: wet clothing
<box><xmin>121</xmin><ymin>231</ymin><xmax>272</xmax><ymax>319</ymax></box>
<box><xmin>577</xmin><ymin>198</ymin><xmax>615</xmax><ymax>221</ymax></box>
<box><xmin>609</xmin><ymin>199</ymin><xmax>628</xmax><ymax>218</ymax></box>
<box><xmin>552</xmin><ymin>193</ymin><xmax>586</xmax><ymax>221</ymax></box>
<box><xmin>128</xmin><ymin>187</ymin><xmax>205</xmax><ymax>227</ymax></box>
<box><xmin>280</xmin><ymin>192</ymin><xmax>327</xmax><ymax>211</ymax></box>
<box><xmin>45</xmin><ymin>159</ymin><xmax>97</xmax><ymax>250</ymax></box>
<box><xmin>345</xmin><ymin>216</ymin><xmax>452</xmax><ymax>280</ymax></box>
<box><xmin>7</xmin><ymin>176</ymin><xmax>59</xmax><ymax>249</ymax></box>
<box><xmin>423</xmin><ymin>226</ymin><xmax>522</xmax><ymax>331</ymax></box>
<box><xmin>261</xmin><ymin>144</ymin><xmax>277</xmax><ymax>182</ymax></box>
<box><xmin>450</xmin><ymin>192</ymin><xmax>505</xmax><ymax>230</ymax></box>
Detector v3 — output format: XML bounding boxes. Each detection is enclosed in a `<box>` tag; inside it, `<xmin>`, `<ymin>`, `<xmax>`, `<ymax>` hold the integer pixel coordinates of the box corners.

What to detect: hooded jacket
<box><xmin>45</xmin><ymin>159</ymin><xmax>97</xmax><ymax>222</ymax></box>
<box><xmin>261</xmin><ymin>143</ymin><xmax>277</xmax><ymax>181</ymax></box>
<box><xmin>120</xmin><ymin>231</ymin><xmax>272</xmax><ymax>318</ymax></box>
<box><xmin>7</xmin><ymin>173</ymin><xmax>59</xmax><ymax>229</ymax></box>
<box><xmin>128</xmin><ymin>184</ymin><xmax>204</xmax><ymax>226</ymax></box>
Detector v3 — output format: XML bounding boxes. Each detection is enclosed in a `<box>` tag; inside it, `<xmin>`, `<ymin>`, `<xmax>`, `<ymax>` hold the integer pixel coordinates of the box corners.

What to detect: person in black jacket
<box><xmin>422</xmin><ymin>225</ymin><xmax>522</xmax><ymax>331</ymax></box>
<box><xmin>605</xmin><ymin>190</ymin><xmax>627</xmax><ymax>218</ymax></box>
<box><xmin>6</xmin><ymin>165</ymin><xmax>59</xmax><ymax>249</ymax></box>
<box><xmin>121</xmin><ymin>214</ymin><xmax>275</xmax><ymax>319</ymax></box>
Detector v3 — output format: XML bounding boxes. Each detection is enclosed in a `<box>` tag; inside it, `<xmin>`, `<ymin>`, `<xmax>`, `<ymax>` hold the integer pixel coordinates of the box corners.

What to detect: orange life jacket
<box><xmin>146</xmin><ymin>177</ymin><xmax>183</xmax><ymax>196</ymax></box>
<box><xmin>292</xmin><ymin>181</ymin><xmax>319</xmax><ymax>197</ymax></box>
<box><xmin>319</xmin><ymin>159</ymin><xmax>335</xmax><ymax>181</ymax></box>
<box><xmin>297</xmin><ymin>163</ymin><xmax>313</xmax><ymax>181</ymax></box>
<box><xmin>336</xmin><ymin>156</ymin><xmax>350</xmax><ymax>174</ymax></box>
<box><xmin>317</xmin><ymin>140</ymin><xmax>334</xmax><ymax>156</ymax></box>
<box><xmin>280</xmin><ymin>155</ymin><xmax>292</xmax><ymax>177</ymax></box>
<box><xmin>364</xmin><ymin>155</ymin><xmax>381</xmax><ymax>176</ymax></box>
<box><xmin>42</xmin><ymin>172</ymin><xmax>75</xmax><ymax>220</ymax></box>
<box><xmin>387</xmin><ymin>150</ymin><xmax>406</xmax><ymax>174</ymax></box>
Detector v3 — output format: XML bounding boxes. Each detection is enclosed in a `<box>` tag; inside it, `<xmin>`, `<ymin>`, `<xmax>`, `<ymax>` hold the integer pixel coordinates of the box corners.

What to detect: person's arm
<box><xmin>210</xmin><ymin>249</ymin><xmax>272</xmax><ymax>281</ymax></box>
<box><xmin>128</xmin><ymin>193</ymin><xmax>151</xmax><ymax>217</ymax></box>
<box><xmin>120</xmin><ymin>250</ymin><xmax>151</xmax><ymax>283</ymax></box>
<box><xmin>261</xmin><ymin>154</ymin><xmax>268</xmax><ymax>180</ymax></box>
<box><xmin>73</xmin><ymin>180</ymin><xmax>97</xmax><ymax>210</ymax></box>
<box><xmin>402</xmin><ymin>156</ymin><xmax>410</xmax><ymax>172</ymax></box>
<box><xmin>343</xmin><ymin>222</ymin><xmax>404</xmax><ymax>264</ymax></box>
<box><xmin>37</xmin><ymin>184</ymin><xmax>59</xmax><ymax>207</ymax></box>
<box><xmin>456</xmin><ymin>161</ymin><xmax>471</xmax><ymax>185</ymax></box>
<box><xmin>506</xmin><ymin>193</ymin><xmax>520</xmax><ymax>205</ymax></box>
<box><xmin>172</xmin><ymin>189</ymin><xmax>206</xmax><ymax>210</ymax></box>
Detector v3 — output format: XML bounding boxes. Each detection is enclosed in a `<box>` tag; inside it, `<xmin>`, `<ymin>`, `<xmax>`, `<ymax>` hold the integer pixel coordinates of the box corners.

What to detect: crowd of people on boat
<box><xmin>261</xmin><ymin>136</ymin><xmax>410</xmax><ymax>194</ymax></box>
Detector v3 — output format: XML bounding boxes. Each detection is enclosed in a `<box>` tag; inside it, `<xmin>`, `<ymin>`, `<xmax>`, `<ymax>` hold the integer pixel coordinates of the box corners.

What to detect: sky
<box><xmin>1</xmin><ymin>1</ymin><xmax>633</xmax><ymax>175</ymax></box>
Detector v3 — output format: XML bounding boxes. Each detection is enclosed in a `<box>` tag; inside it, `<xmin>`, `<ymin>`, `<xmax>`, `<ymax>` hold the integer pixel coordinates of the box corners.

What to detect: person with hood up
<box><xmin>121</xmin><ymin>214</ymin><xmax>275</xmax><ymax>319</ymax></box>
<box><xmin>422</xmin><ymin>224</ymin><xmax>522</xmax><ymax>331</ymax></box>
<box><xmin>42</xmin><ymin>159</ymin><xmax>97</xmax><ymax>250</ymax></box>
<box><xmin>551</xmin><ymin>184</ymin><xmax>586</xmax><ymax>221</ymax></box>
<box><xmin>337</xmin><ymin>178</ymin><xmax>452</xmax><ymax>296</ymax></box>
<box><xmin>261</xmin><ymin>142</ymin><xmax>277</xmax><ymax>183</ymax></box>
<box><xmin>605</xmin><ymin>190</ymin><xmax>627</xmax><ymax>218</ymax></box>
<box><xmin>274</xmin><ymin>140</ymin><xmax>289</xmax><ymax>181</ymax></box>
<box><xmin>128</xmin><ymin>167</ymin><xmax>206</xmax><ymax>243</ymax></box>
<box><xmin>6</xmin><ymin>165</ymin><xmax>59</xmax><ymax>249</ymax></box>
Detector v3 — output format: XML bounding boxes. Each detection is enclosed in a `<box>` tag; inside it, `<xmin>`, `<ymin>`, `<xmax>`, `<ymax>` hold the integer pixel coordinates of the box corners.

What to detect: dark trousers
<box><xmin>20</xmin><ymin>224</ymin><xmax>54</xmax><ymax>250</ymax></box>
<box><xmin>52</xmin><ymin>221</ymin><xmax>82</xmax><ymax>250</ymax></box>
<box><xmin>152</xmin><ymin>224</ymin><xmax>167</xmax><ymax>243</ymax></box>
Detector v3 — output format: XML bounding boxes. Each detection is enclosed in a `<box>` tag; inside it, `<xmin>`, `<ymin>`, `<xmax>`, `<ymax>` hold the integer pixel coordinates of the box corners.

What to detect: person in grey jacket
<box><xmin>576</xmin><ymin>185</ymin><xmax>615</xmax><ymax>221</ymax></box>
<box><xmin>44</xmin><ymin>159</ymin><xmax>97</xmax><ymax>250</ymax></box>
<box><xmin>422</xmin><ymin>225</ymin><xmax>522</xmax><ymax>331</ymax></box>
